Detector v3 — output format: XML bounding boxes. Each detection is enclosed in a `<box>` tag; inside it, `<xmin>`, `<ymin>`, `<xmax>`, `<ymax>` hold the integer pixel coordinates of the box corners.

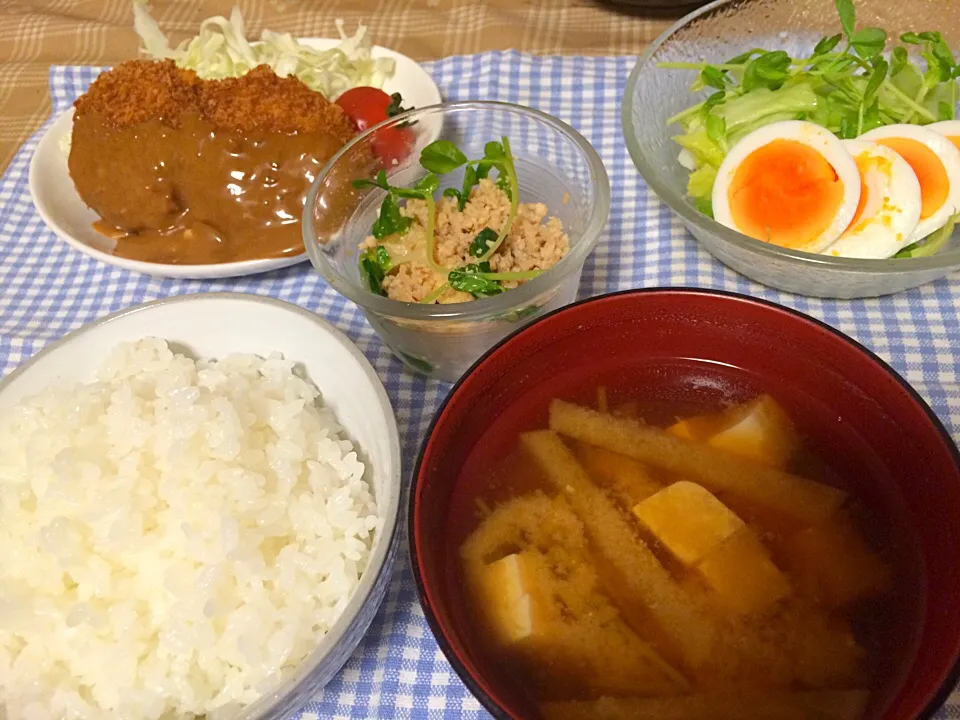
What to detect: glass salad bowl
<box><xmin>303</xmin><ymin>101</ymin><xmax>610</xmax><ymax>382</ymax></box>
<box><xmin>622</xmin><ymin>0</ymin><xmax>960</xmax><ymax>298</ymax></box>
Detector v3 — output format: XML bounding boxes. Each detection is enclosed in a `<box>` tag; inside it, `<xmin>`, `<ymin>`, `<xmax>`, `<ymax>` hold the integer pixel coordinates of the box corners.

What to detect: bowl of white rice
<box><xmin>0</xmin><ymin>293</ymin><xmax>402</xmax><ymax>720</ymax></box>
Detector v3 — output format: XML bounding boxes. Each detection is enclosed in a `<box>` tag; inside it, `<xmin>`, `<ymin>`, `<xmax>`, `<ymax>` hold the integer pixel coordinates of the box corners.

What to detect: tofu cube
<box><xmin>697</xmin><ymin>529</ymin><xmax>792</xmax><ymax>614</ymax></box>
<box><xmin>632</xmin><ymin>481</ymin><xmax>745</xmax><ymax>566</ymax></box>
<box><xmin>476</xmin><ymin>552</ymin><xmax>551</xmax><ymax>645</ymax></box>
<box><xmin>708</xmin><ymin>395</ymin><xmax>799</xmax><ymax>469</ymax></box>
<box><xmin>668</xmin><ymin>395</ymin><xmax>799</xmax><ymax>469</ymax></box>
<box><xmin>781</xmin><ymin>510</ymin><xmax>891</xmax><ymax>607</ymax></box>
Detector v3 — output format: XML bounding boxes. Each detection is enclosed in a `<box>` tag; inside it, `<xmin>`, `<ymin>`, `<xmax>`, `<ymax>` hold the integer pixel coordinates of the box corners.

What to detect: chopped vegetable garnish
<box><xmin>359</xmin><ymin>245</ymin><xmax>391</xmax><ymax>296</ymax></box>
<box><xmin>469</xmin><ymin>228</ymin><xmax>498</xmax><ymax>258</ymax></box>
<box><xmin>372</xmin><ymin>195</ymin><xmax>412</xmax><ymax>240</ymax></box>
<box><xmin>449</xmin><ymin>262</ymin><xmax>505</xmax><ymax>298</ymax></box>
<box><xmin>421</xmin><ymin>139</ymin><xmax>521</xmax><ymax>261</ymax></box>
<box><xmin>354</xmin><ymin>137</ymin><xmax>558</xmax><ymax>301</ymax></box>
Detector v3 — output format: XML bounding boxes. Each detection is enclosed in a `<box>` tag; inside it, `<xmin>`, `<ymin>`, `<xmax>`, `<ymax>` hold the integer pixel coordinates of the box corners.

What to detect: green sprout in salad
<box><xmin>358</xmin><ymin>245</ymin><xmax>392</xmax><ymax>296</ymax></box>
<box><xmin>661</xmin><ymin>0</ymin><xmax>960</xmax><ymax>227</ymax></box>
<box><xmin>468</xmin><ymin>227</ymin><xmax>498</xmax><ymax>258</ymax></box>
<box><xmin>354</xmin><ymin>137</ymin><xmax>543</xmax><ymax>301</ymax></box>
<box><xmin>423</xmin><ymin>138</ymin><xmax>520</xmax><ymax>262</ymax></box>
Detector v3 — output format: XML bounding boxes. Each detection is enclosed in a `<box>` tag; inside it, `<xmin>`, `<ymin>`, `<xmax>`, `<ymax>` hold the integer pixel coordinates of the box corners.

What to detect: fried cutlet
<box><xmin>197</xmin><ymin>65</ymin><xmax>356</xmax><ymax>139</ymax></box>
<box><xmin>68</xmin><ymin>60</ymin><xmax>360</xmax><ymax>263</ymax></box>
<box><xmin>72</xmin><ymin>59</ymin><xmax>355</xmax><ymax>137</ymax></box>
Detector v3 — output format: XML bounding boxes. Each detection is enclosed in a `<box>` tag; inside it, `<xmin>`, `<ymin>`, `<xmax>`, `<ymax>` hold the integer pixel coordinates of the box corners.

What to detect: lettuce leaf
<box><xmin>687</xmin><ymin>164</ymin><xmax>718</xmax><ymax>201</ymax></box>
<box><xmin>673</xmin><ymin>128</ymin><xmax>725</xmax><ymax>169</ymax></box>
<box><xmin>712</xmin><ymin>83</ymin><xmax>820</xmax><ymax>135</ymax></box>
<box><xmin>671</xmin><ymin>83</ymin><xmax>820</xmax><ymax>200</ymax></box>
<box><xmin>895</xmin><ymin>213</ymin><xmax>959</xmax><ymax>258</ymax></box>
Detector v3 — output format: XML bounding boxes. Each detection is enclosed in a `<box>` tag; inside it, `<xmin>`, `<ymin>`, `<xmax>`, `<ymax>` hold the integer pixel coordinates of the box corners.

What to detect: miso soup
<box><xmin>449</xmin><ymin>373</ymin><xmax>921</xmax><ymax>720</ymax></box>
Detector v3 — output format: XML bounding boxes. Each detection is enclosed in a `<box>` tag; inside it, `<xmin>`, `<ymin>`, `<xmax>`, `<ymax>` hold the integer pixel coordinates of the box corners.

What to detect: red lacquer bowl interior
<box><xmin>409</xmin><ymin>288</ymin><xmax>960</xmax><ymax>720</ymax></box>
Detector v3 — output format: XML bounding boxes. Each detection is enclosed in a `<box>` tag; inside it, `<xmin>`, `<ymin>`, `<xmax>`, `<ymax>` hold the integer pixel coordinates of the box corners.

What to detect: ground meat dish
<box><xmin>361</xmin><ymin>179</ymin><xmax>570</xmax><ymax>303</ymax></box>
<box><xmin>68</xmin><ymin>60</ymin><xmax>359</xmax><ymax>264</ymax></box>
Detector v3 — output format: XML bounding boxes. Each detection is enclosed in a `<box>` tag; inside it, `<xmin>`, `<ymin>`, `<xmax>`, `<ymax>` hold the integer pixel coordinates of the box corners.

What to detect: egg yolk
<box><xmin>947</xmin><ymin>136</ymin><xmax>960</xmax><ymax>153</ymax></box>
<box><xmin>873</xmin><ymin>137</ymin><xmax>948</xmax><ymax>220</ymax></box>
<box><xmin>727</xmin><ymin>139</ymin><xmax>845</xmax><ymax>249</ymax></box>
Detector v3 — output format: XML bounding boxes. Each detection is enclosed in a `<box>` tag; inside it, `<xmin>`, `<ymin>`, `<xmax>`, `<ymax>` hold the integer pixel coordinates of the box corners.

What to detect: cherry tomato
<box><xmin>370</xmin><ymin>126</ymin><xmax>414</xmax><ymax>168</ymax></box>
<box><xmin>336</xmin><ymin>87</ymin><xmax>394</xmax><ymax>131</ymax></box>
<box><xmin>336</xmin><ymin>87</ymin><xmax>414</xmax><ymax>167</ymax></box>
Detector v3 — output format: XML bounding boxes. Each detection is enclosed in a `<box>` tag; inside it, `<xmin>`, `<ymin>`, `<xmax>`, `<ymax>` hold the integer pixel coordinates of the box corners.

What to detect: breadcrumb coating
<box><xmin>74</xmin><ymin>59</ymin><xmax>355</xmax><ymax>140</ymax></box>
<box><xmin>197</xmin><ymin>65</ymin><xmax>356</xmax><ymax>138</ymax></box>
<box><xmin>74</xmin><ymin>60</ymin><xmax>200</xmax><ymax>127</ymax></box>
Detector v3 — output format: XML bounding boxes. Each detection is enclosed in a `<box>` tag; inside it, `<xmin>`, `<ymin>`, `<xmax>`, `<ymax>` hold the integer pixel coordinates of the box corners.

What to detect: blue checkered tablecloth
<box><xmin>1</xmin><ymin>53</ymin><xmax>959</xmax><ymax>719</ymax></box>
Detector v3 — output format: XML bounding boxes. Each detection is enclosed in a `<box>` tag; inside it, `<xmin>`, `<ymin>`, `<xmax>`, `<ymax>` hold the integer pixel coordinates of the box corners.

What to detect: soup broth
<box><xmin>447</xmin><ymin>361</ymin><xmax>923</xmax><ymax>720</ymax></box>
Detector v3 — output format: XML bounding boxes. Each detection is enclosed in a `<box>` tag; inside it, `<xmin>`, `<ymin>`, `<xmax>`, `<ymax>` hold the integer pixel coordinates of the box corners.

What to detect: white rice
<box><xmin>0</xmin><ymin>339</ymin><xmax>380</xmax><ymax>720</ymax></box>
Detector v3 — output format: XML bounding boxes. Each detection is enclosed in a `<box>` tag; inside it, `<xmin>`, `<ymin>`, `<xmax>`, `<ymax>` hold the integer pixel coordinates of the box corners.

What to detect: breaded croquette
<box><xmin>69</xmin><ymin>59</ymin><xmax>361</xmax><ymax>264</ymax></box>
<box><xmin>74</xmin><ymin>59</ymin><xmax>355</xmax><ymax>141</ymax></box>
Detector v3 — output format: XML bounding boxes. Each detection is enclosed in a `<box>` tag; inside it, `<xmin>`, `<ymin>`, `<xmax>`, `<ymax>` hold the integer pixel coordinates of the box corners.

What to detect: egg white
<box><xmin>678</xmin><ymin>148</ymin><xmax>698</xmax><ymax>171</ymax></box>
<box><xmin>859</xmin><ymin>124</ymin><xmax>960</xmax><ymax>242</ymax></box>
<box><xmin>822</xmin><ymin>140</ymin><xmax>922</xmax><ymax>259</ymax></box>
<box><xmin>712</xmin><ymin>120</ymin><xmax>861</xmax><ymax>253</ymax></box>
<box><xmin>928</xmin><ymin>120</ymin><xmax>960</xmax><ymax>153</ymax></box>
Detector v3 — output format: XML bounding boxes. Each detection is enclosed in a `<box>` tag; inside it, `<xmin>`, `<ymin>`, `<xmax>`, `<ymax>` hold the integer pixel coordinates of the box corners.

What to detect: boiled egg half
<box><xmin>712</xmin><ymin>120</ymin><xmax>861</xmax><ymax>253</ymax></box>
<box><xmin>927</xmin><ymin>120</ymin><xmax>960</xmax><ymax>154</ymax></box>
<box><xmin>821</xmin><ymin>140</ymin><xmax>922</xmax><ymax>259</ymax></box>
<box><xmin>859</xmin><ymin>124</ymin><xmax>960</xmax><ymax>242</ymax></box>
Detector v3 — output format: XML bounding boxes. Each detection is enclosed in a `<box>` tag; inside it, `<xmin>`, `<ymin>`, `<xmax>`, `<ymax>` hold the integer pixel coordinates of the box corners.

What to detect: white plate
<box><xmin>0</xmin><ymin>293</ymin><xmax>403</xmax><ymax>715</ymax></box>
<box><xmin>28</xmin><ymin>40</ymin><xmax>442</xmax><ymax>280</ymax></box>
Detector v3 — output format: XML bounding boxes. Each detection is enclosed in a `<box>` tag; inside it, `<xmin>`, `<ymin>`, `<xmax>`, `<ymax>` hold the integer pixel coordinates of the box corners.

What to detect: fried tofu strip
<box><xmin>781</xmin><ymin>509</ymin><xmax>891</xmax><ymax>607</ymax></box>
<box><xmin>696</xmin><ymin>528</ymin><xmax>792</xmax><ymax>614</ymax></box>
<box><xmin>573</xmin><ymin>442</ymin><xmax>663</xmax><ymax>507</ymax></box>
<box><xmin>520</xmin><ymin>430</ymin><xmax>715</xmax><ymax>670</ymax></box>
<box><xmin>549</xmin><ymin>400</ymin><xmax>845</xmax><ymax>527</ymax></box>
<box><xmin>539</xmin><ymin>690</ymin><xmax>869</xmax><ymax>720</ymax></box>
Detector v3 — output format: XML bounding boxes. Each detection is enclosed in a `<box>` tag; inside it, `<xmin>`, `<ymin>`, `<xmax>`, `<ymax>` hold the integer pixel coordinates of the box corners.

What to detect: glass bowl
<box><xmin>303</xmin><ymin>101</ymin><xmax>610</xmax><ymax>383</ymax></box>
<box><xmin>622</xmin><ymin>0</ymin><xmax>960</xmax><ymax>299</ymax></box>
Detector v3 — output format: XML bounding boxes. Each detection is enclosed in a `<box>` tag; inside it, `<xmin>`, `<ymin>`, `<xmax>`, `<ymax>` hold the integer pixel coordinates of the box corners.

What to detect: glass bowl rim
<box><xmin>302</xmin><ymin>100</ymin><xmax>611</xmax><ymax>323</ymax></box>
<box><xmin>620</xmin><ymin>0</ymin><xmax>960</xmax><ymax>276</ymax></box>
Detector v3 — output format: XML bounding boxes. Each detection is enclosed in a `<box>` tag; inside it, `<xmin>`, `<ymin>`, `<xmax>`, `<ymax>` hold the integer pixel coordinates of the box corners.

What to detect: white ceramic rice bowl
<box><xmin>0</xmin><ymin>293</ymin><xmax>402</xmax><ymax>720</ymax></box>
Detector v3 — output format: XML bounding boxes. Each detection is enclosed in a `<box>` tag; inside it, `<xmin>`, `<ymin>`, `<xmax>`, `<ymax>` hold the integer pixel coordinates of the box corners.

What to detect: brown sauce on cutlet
<box><xmin>69</xmin><ymin>60</ymin><xmax>363</xmax><ymax>265</ymax></box>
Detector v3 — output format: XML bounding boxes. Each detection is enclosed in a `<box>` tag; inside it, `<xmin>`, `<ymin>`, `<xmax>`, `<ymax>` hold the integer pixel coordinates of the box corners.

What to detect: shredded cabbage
<box><xmin>131</xmin><ymin>1</ymin><xmax>395</xmax><ymax>99</ymax></box>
